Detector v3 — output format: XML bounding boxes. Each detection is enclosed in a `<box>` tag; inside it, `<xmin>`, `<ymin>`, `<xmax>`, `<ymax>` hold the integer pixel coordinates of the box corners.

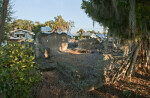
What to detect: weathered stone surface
<box><xmin>68</xmin><ymin>42</ymin><xmax>78</xmax><ymax>49</ymax></box>
<box><xmin>35</xmin><ymin>32</ymin><xmax>69</xmax><ymax>58</ymax></box>
<box><xmin>78</xmin><ymin>39</ymin><xmax>103</xmax><ymax>50</ymax></box>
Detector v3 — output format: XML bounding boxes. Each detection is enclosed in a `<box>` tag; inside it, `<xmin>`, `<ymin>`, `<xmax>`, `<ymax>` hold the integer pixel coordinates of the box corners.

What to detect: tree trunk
<box><xmin>126</xmin><ymin>43</ymin><xmax>140</xmax><ymax>80</ymax></box>
<box><xmin>0</xmin><ymin>0</ymin><xmax>9</xmax><ymax>46</ymax></box>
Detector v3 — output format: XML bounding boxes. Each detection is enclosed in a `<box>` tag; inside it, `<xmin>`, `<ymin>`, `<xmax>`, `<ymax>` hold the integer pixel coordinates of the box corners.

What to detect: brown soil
<box><xmin>88</xmin><ymin>71</ymin><xmax>150</xmax><ymax>98</ymax></box>
<box><xmin>33</xmin><ymin>69</ymin><xmax>150</xmax><ymax>98</ymax></box>
<box><xmin>33</xmin><ymin>50</ymin><xmax>150</xmax><ymax>98</ymax></box>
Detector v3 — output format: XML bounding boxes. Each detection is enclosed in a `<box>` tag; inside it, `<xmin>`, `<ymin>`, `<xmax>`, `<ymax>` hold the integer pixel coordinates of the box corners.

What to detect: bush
<box><xmin>0</xmin><ymin>43</ymin><xmax>42</xmax><ymax>98</ymax></box>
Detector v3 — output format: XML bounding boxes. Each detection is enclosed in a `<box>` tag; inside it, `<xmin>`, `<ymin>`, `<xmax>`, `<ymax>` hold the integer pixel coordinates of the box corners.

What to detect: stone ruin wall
<box><xmin>35</xmin><ymin>32</ymin><xmax>69</xmax><ymax>58</ymax></box>
<box><xmin>78</xmin><ymin>39</ymin><xmax>103</xmax><ymax>50</ymax></box>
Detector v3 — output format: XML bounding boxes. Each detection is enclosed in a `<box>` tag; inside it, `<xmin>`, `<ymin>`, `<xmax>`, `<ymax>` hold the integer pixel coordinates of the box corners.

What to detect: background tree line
<box><xmin>0</xmin><ymin>2</ymin><xmax>75</xmax><ymax>44</ymax></box>
<box><xmin>10</xmin><ymin>16</ymin><xmax>74</xmax><ymax>36</ymax></box>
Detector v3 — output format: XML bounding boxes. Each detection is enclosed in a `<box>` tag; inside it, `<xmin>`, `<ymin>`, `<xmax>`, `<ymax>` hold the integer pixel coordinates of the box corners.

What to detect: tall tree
<box><xmin>35</xmin><ymin>21</ymin><xmax>41</xmax><ymax>25</ymax></box>
<box><xmin>13</xmin><ymin>19</ymin><xmax>24</xmax><ymax>29</ymax></box>
<box><xmin>24</xmin><ymin>20</ymin><xmax>34</xmax><ymax>31</ymax></box>
<box><xmin>82</xmin><ymin>0</ymin><xmax>150</xmax><ymax>81</ymax></box>
<box><xmin>0</xmin><ymin>0</ymin><xmax>9</xmax><ymax>45</ymax></box>
<box><xmin>44</xmin><ymin>20</ymin><xmax>54</xmax><ymax>28</ymax></box>
<box><xmin>52</xmin><ymin>15</ymin><xmax>69</xmax><ymax>32</ymax></box>
<box><xmin>32</xmin><ymin>22</ymin><xmax>44</xmax><ymax>36</ymax></box>
<box><xmin>12</xmin><ymin>19</ymin><xmax>34</xmax><ymax>31</ymax></box>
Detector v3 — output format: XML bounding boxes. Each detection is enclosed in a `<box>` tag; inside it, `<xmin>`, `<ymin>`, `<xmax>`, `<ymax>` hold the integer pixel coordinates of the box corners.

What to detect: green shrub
<box><xmin>0</xmin><ymin>43</ymin><xmax>42</xmax><ymax>98</ymax></box>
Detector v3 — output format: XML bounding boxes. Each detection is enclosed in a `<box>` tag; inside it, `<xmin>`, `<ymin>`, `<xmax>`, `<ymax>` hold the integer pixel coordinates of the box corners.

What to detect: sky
<box><xmin>12</xmin><ymin>0</ymin><xmax>103</xmax><ymax>34</ymax></box>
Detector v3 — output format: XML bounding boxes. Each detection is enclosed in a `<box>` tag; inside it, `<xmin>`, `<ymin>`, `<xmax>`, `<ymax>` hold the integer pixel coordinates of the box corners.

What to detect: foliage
<box><xmin>44</xmin><ymin>16</ymin><xmax>74</xmax><ymax>32</ymax></box>
<box><xmin>12</xmin><ymin>19</ymin><xmax>44</xmax><ymax>36</ymax></box>
<box><xmin>12</xmin><ymin>19</ymin><xmax>35</xmax><ymax>31</ymax></box>
<box><xmin>32</xmin><ymin>22</ymin><xmax>44</xmax><ymax>36</ymax></box>
<box><xmin>45</xmin><ymin>20</ymin><xmax>54</xmax><ymax>28</ymax></box>
<box><xmin>81</xmin><ymin>0</ymin><xmax>150</xmax><ymax>80</ymax></box>
<box><xmin>0</xmin><ymin>43</ymin><xmax>42</xmax><ymax>98</ymax></box>
<box><xmin>87</xmin><ymin>30</ymin><xmax>96</xmax><ymax>34</ymax></box>
<box><xmin>51</xmin><ymin>15</ymin><xmax>69</xmax><ymax>32</ymax></box>
<box><xmin>77</xmin><ymin>29</ymin><xmax>85</xmax><ymax>34</ymax></box>
<box><xmin>77</xmin><ymin>29</ymin><xmax>85</xmax><ymax>39</ymax></box>
<box><xmin>81</xmin><ymin>0</ymin><xmax>150</xmax><ymax>40</ymax></box>
<box><xmin>10</xmin><ymin>16</ymin><xmax>74</xmax><ymax>36</ymax></box>
<box><xmin>79</xmin><ymin>33</ymin><xmax>84</xmax><ymax>39</ymax></box>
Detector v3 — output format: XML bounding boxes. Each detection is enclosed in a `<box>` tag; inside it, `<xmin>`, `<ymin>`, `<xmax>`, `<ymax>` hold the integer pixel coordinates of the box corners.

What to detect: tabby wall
<box><xmin>36</xmin><ymin>32</ymin><xmax>68</xmax><ymax>58</ymax></box>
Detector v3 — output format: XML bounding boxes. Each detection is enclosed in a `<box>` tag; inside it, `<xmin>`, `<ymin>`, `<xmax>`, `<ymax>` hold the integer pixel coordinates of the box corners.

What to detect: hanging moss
<box><xmin>81</xmin><ymin>0</ymin><xmax>150</xmax><ymax>81</ymax></box>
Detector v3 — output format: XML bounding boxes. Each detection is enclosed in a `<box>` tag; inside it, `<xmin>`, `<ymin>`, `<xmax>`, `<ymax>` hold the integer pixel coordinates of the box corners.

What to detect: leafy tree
<box><xmin>44</xmin><ymin>16</ymin><xmax>74</xmax><ymax>33</ymax></box>
<box><xmin>77</xmin><ymin>28</ymin><xmax>85</xmax><ymax>34</ymax></box>
<box><xmin>32</xmin><ymin>22</ymin><xmax>44</xmax><ymax>36</ymax></box>
<box><xmin>77</xmin><ymin>29</ymin><xmax>85</xmax><ymax>39</ymax></box>
<box><xmin>0</xmin><ymin>43</ymin><xmax>42</xmax><ymax>97</ymax></box>
<box><xmin>23</xmin><ymin>19</ymin><xmax>34</xmax><ymax>31</ymax></box>
<box><xmin>12</xmin><ymin>19</ymin><xmax>34</xmax><ymax>31</ymax></box>
<box><xmin>81</xmin><ymin>0</ymin><xmax>150</xmax><ymax>81</ymax></box>
<box><xmin>52</xmin><ymin>15</ymin><xmax>69</xmax><ymax>32</ymax></box>
<box><xmin>35</xmin><ymin>21</ymin><xmax>41</xmax><ymax>25</ymax></box>
<box><xmin>10</xmin><ymin>16</ymin><xmax>74</xmax><ymax>36</ymax></box>
<box><xmin>12</xmin><ymin>19</ymin><xmax>24</xmax><ymax>29</ymax></box>
<box><xmin>44</xmin><ymin>20</ymin><xmax>54</xmax><ymax>28</ymax></box>
<box><xmin>87</xmin><ymin>30</ymin><xmax>96</xmax><ymax>34</ymax></box>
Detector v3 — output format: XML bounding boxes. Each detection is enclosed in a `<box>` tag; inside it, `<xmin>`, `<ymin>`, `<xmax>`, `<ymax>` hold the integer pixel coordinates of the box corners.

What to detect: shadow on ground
<box><xmin>90</xmin><ymin>72</ymin><xmax>150</xmax><ymax>98</ymax></box>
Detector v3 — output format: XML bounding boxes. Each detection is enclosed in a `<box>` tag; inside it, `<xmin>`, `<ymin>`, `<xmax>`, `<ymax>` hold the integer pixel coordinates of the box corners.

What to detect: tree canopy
<box><xmin>81</xmin><ymin>0</ymin><xmax>150</xmax><ymax>40</ymax></box>
<box><xmin>9</xmin><ymin>16</ymin><xmax>74</xmax><ymax>36</ymax></box>
<box><xmin>12</xmin><ymin>19</ymin><xmax>34</xmax><ymax>31</ymax></box>
<box><xmin>81</xmin><ymin>0</ymin><xmax>150</xmax><ymax>81</ymax></box>
<box><xmin>45</xmin><ymin>16</ymin><xmax>74</xmax><ymax>32</ymax></box>
<box><xmin>87</xmin><ymin>30</ymin><xmax>96</xmax><ymax>34</ymax></box>
<box><xmin>77</xmin><ymin>29</ymin><xmax>85</xmax><ymax>34</ymax></box>
<box><xmin>77</xmin><ymin>29</ymin><xmax>85</xmax><ymax>39</ymax></box>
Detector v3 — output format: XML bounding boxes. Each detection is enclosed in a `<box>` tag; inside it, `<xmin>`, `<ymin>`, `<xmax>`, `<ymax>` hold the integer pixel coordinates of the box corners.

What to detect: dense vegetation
<box><xmin>82</xmin><ymin>0</ymin><xmax>150</xmax><ymax>81</ymax></box>
<box><xmin>0</xmin><ymin>43</ymin><xmax>42</xmax><ymax>98</ymax></box>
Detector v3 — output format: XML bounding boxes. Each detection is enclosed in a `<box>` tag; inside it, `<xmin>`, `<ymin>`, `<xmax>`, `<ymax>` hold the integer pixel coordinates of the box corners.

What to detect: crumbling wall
<box><xmin>36</xmin><ymin>32</ymin><xmax>68</xmax><ymax>58</ymax></box>
<box><xmin>78</xmin><ymin>39</ymin><xmax>103</xmax><ymax>50</ymax></box>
